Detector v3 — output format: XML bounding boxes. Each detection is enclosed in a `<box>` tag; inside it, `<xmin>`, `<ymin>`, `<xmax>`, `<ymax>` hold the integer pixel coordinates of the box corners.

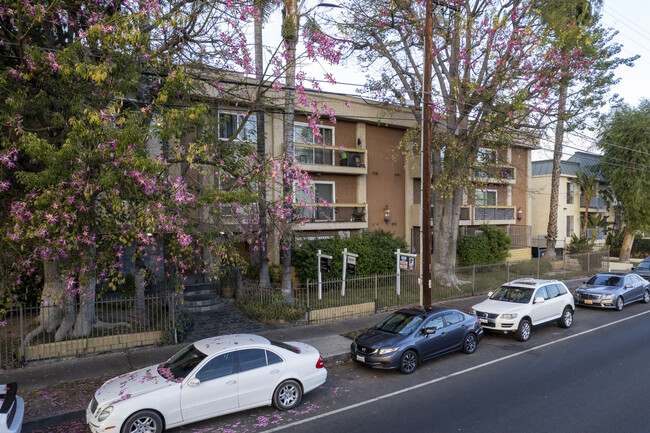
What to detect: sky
<box><xmin>262</xmin><ymin>1</ymin><xmax>650</xmax><ymax>161</ymax></box>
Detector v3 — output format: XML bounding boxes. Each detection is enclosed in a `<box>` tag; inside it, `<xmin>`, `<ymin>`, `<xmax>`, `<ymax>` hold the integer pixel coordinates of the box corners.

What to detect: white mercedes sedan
<box><xmin>86</xmin><ymin>334</ymin><xmax>327</xmax><ymax>433</ymax></box>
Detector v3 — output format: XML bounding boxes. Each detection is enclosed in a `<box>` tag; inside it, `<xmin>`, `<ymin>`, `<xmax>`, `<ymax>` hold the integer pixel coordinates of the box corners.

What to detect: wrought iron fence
<box><xmin>0</xmin><ymin>293</ymin><xmax>174</xmax><ymax>370</ymax></box>
<box><xmin>240</xmin><ymin>250</ymin><xmax>610</xmax><ymax>324</ymax></box>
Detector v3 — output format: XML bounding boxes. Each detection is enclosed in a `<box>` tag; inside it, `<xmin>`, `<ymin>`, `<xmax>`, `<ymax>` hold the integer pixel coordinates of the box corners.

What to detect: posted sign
<box><xmin>399</xmin><ymin>254</ymin><xmax>416</xmax><ymax>271</ymax></box>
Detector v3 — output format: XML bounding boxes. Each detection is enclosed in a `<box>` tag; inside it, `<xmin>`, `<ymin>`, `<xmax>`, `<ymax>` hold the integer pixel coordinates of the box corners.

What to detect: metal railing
<box><xmin>0</xmin><ymin>293</ymin><xmax>174</xmax><ymax>370</ymax></box>
<box><xmin>239</xmin><ymin>250</ymin><xmax>610</xmax><ymax>324</ymax></box>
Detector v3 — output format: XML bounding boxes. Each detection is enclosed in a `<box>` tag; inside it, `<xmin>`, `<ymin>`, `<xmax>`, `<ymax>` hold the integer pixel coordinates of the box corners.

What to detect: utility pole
<box><xmin>421</xmin><ymin>0</ymin><xmax>433</xmax><ymax>306</ymax></box>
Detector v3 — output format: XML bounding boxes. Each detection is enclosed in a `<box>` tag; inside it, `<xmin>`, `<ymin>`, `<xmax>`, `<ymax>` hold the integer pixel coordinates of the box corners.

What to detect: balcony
<box><xmin>294</xmin><ymin>144</ymin><xmax>367</xmax><ymax>175</ymax></box>
<box><xmin>294</xmin><ymin>203</ymin><xmax>368</xmax><ymax>230</ymax></box>
<box><xmin>473</xmin><ymin>166</ymin><xmax>516</xmax><ymax>184</ymax></box>
<box><xmin>580</xmin><ymin>196</ymin><xmax>607</xmax><ymax>210</ymax></box>
<box><xmin>460</xmin><ymin>205</ymin><xmax>516</xmax><ymax>225</ymax></box>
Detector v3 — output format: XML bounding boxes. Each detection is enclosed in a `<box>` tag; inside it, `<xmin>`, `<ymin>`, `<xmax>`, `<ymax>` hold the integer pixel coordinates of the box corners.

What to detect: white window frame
<box><xmin>476</xmin><ymin>189</ymin><xmax>497</xmax><ymax>207</ymax></box>
<box><xmin>566</xmin><ymin>215</ymin><xmax>574</xmax><ymax>238</ymax></box>
<box><xmin>294</xmin><ymin>123</ymin><xmax>335</xmax><ymax>165</ymax></box>
<box><xmin>294</xmin><ymin>180</ymin><xmax>335</xmax><ymax>221</ymax></box>
<box><xmin>218</xmin><ymin>111</ymin><xmax>257</xmax><ymax>142</ymax></box>
<box><xmin>566</xmin><ymin>182</ymin><xmax>574</xmax><ymax>204</ymax></box>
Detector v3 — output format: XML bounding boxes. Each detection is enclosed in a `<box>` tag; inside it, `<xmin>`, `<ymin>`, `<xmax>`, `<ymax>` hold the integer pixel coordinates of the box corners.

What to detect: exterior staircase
<box><xmin>181</xmin><ymin>281</ymin><xmax>228</xmax><ymax>313</ymax></box>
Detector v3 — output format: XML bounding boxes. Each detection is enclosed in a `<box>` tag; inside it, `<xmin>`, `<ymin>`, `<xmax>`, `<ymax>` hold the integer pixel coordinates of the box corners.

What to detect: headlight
<box><xmin>469</xmin><ymin>308</ymin><xmax>476</xmax><ymax>315</ymax></box>
<box><xmin>602</xmin><ymin>294</ymin><xmax>614</xmax><ymax>300</ymax></box>
<box><xmin>378</xmin><ymin>347</ymin><xmax>399</xmax><ymax>355</ymax></box>
<box><xmin>98</xmin><ymin>406</ymin><xmax>114</xmax><ymax>422</ymax></box>
<box><xmin>501</xmin><ymin>313</ymin><xmax>518</xmax><ymax>320</ymax></box>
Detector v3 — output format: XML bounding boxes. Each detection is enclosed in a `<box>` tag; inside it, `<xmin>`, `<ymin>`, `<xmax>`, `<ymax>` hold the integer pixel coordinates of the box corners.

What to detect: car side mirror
<box><xmin>625</xmin><ymin>284</ymin><xmax>632</xmax><ymax>288</ymax></box>
<box><xmin>534</xmin><ymin>297</ymin><xmax>545</xmax><ymax>304</ymax></box>
<box><xmin>187</xmin><ymin>378</ymin><xmax>200</xmax><ymax>387</ymax></box>
<box><xmin>423</xmin><ymin>328</ymin><xmax>436</xmax><ymax>335</ymax></box>
<box><xmin>487</xmin><ymin>291</ymin><xmax>493</xmax><ymax>297</ymax></box>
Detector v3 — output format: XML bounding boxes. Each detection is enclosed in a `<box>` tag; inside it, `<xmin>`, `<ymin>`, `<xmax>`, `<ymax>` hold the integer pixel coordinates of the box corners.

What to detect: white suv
<box><xmin>471</xmin><ymin>279</ymin><xmax>575</xmax><ymax>342</ymax></box>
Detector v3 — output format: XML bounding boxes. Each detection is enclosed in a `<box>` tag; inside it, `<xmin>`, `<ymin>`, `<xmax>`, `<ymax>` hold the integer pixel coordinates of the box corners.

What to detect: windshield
<box><xmin>586</xmin><ymin>275</ymin><xmax>622</xmax><ymax>286</ymax></box>
<box><xmin>158</xmin><ymin>344</ymin><xmax>207</xmax><ymax>382</ymax></box>
<box><xmin>489</xmin><ymin>286</ymin><xmax>533</xmax><ymax>304</ymax></box>
<box><xmin>636</xmin><ymin>262</ymin><xmax>650</xmax><ymax>271</ymax></box>
<box><xmin>373</xmin><ymin>312</ymin><xmax>424</xmax><ymax>335</ymax></box>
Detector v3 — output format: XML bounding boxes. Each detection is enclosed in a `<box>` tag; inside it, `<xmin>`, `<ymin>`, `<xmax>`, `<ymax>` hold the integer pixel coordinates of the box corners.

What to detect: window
<box><xmin>424</xmin><ymin>316</ymin><xmax>445</xmax><ymax>330</ymax></box>
<box><xmin>237</xmin><ymin>349</ymin><xmax>267</xmax><ymax>372</ymax></box>
<box><xmin>477</xmin><ymin>148</ymin><xmax>497</xmax><ymax>164</ymax></box>
<box><xmin>534</xmin><ymin>287</ymin><xmax>550</xmax><ymax>301</ymax></box>
<box><xmin>195</xmin><ymin>352</ymin><xmax>235</xmax><ymax>382</ymax></box>
<box><xmin>546</xmin><ymin>284</ymin><xmax>560</xmax><ymax>299</ymax></box>
<box><xmin>266</xmin><ymin>351</ymin><xmax>283</xmax><ymax>365</ymax></box>
<box><xmin>476</xmin><ymin>190</ymin><xmax>497</xmax><ymax>206</ymax></box>
<box><xmin>566</xmin><ymin>182</ymin><xmax>574</xmax><ymax>204</ymax></box>
<box><xmin>295</xmin><ymin>181</ymin><xmax>334</xmax><ymax>221</ymax></box>
<box><xmin>566</xmin><ymin>215</ymin><xmax>574</xmax><ymax>238</ymax></box>
<box><xmin>444</xmin><ymin>313</ymin><xmax>463</xmax><ymax>326</ymax></box>
<box><xmin>554</xmin><ymin>283</ymin><xmax>568</xmax><ymax>296</ymax></box>
<box><xmin>218</xmin><ymin>112</ymin><xmax>256</xmax><ymax>141</ymax></box>
<box><xmin>294</xmin><ymin>124</ymin><xmax>334</xmax><ymax>165</ymax></box>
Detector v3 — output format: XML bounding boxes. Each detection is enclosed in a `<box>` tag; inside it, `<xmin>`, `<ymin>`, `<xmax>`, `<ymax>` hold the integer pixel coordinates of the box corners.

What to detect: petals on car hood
<box><xmin>95</xmin><ymin>365</ymin><xmax>178</xmax><ymax>406</ymax></box>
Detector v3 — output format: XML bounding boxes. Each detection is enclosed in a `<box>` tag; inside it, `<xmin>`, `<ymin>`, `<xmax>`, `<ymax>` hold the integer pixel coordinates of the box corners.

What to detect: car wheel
<box><xmin>514</xmin><ymin>319</ymin><xmax>531</xmax><ymax>342</ymax></box>
<box><xmin>399</xmin><ymin>350</ymin><xmax>418</xmax><ymax>374</ymax></box>
<box><xmin>462</xmin><ymin>333</ymin><xmax>478</xmax><ymax>354</ymax></box>
<box><xmin>557</xmin><ymin>307</ymin><xmax>573</xmax><ymax>329</ymax></box>
<box><xmin>615</xmin><ymin>297</ymin><xmax>624</xmax><ymax>311</ymax></box>
<box><xmin>273</xmin><ymin>380</ymin><xmax>303</xmax><ymax>411</ymax></box>
<box><xmin>121</xmin><ymin>410</ymin><xmax>163</xmax><ymax>433</ymax></box>
<box><xmin>643</xmin><ymin>290</ymin><xmax>650</xmax><ymax>304</ymax></box>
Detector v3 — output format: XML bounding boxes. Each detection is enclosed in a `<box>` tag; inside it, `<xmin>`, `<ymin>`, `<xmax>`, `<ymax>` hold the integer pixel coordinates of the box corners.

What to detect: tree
<box><xmin>575</xmin><ymin>171</ymin><xmax>598</xmax><ymax>238</ymax></box>
<box><xmin>597</xmin><ymin>100</ymin><xmax>650</xmax><ymax>263</ymax></box>
<box><xmin>586</xmin><ymin>213</ymin><xmax>609</xmax><ymax>246</ymax></box>
<box><xmin>331</xmin><ymin>0</ymin><xmax>588</xmax><ymax>286</ymax></box>
<box><xmin>536</xmin><ymin>0</ymin><xmax>634</xmax><ymax>260</ymax></box>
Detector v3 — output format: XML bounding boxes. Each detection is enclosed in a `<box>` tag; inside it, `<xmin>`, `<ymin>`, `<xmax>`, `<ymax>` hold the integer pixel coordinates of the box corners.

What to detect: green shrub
<box><xmin>567</xmin><ymin>234</ymin><xmax>591</xmax><ymax>254</ymax></box>
<box><xmin>162</xmin><ymin>310</ymin><xmax>195</xmax><ymax>344</ymax></box>
<box><xmin>457</xmin><ymin>224</ymin><xmax>511</xmax><ymax>265</ymax></box>
<box><xmin>632</xmin><ymin>238</ymin><xmax>650</xmax><ymax>258</ymax></box>
<box><xmin>292</xmin><ymin>230</ymin><xmax>408</xmax><ymax>285</ymax></box>
<box><xmin>237</xmin><ymin>299</ymin><xmax>306</xmax><ymax>323</ymax></box>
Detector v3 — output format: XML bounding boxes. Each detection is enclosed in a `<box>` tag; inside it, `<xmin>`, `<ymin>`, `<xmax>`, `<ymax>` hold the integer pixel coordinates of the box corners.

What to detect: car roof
<box><xmin>193</xmin><ymin>334</ymin><xmax>271</xmax><ymax>356</ymax></box>
<box><xmin>398</xmin><ymin>306</ymin><xmax>454</xmax><ymax>316</ymax></box>
<box><xmin>505</xmin><ymin>278</ymin><xmax>563</xmax><ymax>288</ymax></box>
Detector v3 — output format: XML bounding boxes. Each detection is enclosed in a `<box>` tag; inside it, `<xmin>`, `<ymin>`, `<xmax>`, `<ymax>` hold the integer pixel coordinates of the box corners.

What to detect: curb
<box><xmin>24</xmin><ymin>409</ymin><xmax>85</xmax><ymax>432</ymax></box>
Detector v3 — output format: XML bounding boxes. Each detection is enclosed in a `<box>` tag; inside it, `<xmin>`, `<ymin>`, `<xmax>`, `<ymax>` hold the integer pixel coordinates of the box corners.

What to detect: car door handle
<box><xmin>226</xmin><ymin>380</ymin><xmax>236</xmax><ymax>385</ymax></box>
<box><xmin>270</xmin><ymin>369</ymin><xmax>280</xmax><ymax>374</ymax></box>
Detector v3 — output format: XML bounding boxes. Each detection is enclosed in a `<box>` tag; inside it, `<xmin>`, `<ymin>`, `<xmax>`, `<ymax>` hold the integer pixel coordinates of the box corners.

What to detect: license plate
<box><xmin>356</xmin><ymin>355</ymin><xmax>365</xmax><ymax>362</ymax></box>
<box><xmin>584</xmin><ymin>300</ymin><xmax>593</xmax><ymax>304</ymax></box>
<box><xmin>479</xmin><ymin>318</ymin><xmax>488</xmax><ymax>323</ymax></box>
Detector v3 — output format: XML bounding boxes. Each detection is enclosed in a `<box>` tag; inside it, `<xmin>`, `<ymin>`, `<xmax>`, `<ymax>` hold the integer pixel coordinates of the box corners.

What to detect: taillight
<box><xmin>316</xmin><ymin>356</ymin><xmax>324</xmax><ymax>369</ymax></box>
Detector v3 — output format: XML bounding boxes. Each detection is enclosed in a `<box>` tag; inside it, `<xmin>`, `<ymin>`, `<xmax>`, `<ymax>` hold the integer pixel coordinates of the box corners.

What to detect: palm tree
<box><xmin>587</xmin><ymin>213</ymin><xmax>610</xmax><ymax>245</ymax></box>
<box><xmin>575</xmin><ymin>171</ymin><xmax>598</xmax><ymax>238</ymax></box>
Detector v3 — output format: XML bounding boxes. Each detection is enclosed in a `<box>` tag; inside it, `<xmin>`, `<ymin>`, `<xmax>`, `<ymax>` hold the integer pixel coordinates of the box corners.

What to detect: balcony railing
<box><xmin>294</xmin><ymin>144</ymin><xmax>366</xmax><ymax>169</ymax></box>
<box><xmin>460</xmin><ymin>205</ymin><xmax>516</xmax><ymax>224</ymax></box>
<box><xmin>580</xmin><ymin>196</ymin><xmax>607</xmax><ymax>210</ymax></box>
<box><xmin>474</xmin><ymin>166</ymin><xmax>515</xmax><ymax>182</ymax></box>
<box><xmin>295</xmin><ymin>203</ymin><xmax>367</xmax><ymax>224</ymax></box>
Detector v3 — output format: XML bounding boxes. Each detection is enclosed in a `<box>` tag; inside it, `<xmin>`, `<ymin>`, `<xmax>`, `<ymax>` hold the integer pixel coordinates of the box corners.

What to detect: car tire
<box><xmin>462</xmin><ymin>333</ymin><xmax>478</xmax><ymax>354</ymax></box>
<box><xmin>642</xmin><ymin>290</ymin><xmax>650</xmax><ymax>304</ymax></box>
<box><xmin>514</xmin><ymin>319</ymin><xmax>531</xmax><ymax>342</ymax></box>
<box><xmin>399</xmin><ymin>350</ymin><xmax>418</xmax><ymax>374</ymax></box>
<box><xmin>615</xmin><ymin>296</ymin><xmax>624</xmax><ymax>311</ymax></box>
<box><xmin>121</xmin><ymin>410</ymin><xmax>163</xmax><ymax>433</ymax></box>
<box><xmin>557</xmin><ymin>307</ymin><xmax>573</xmax><ymax>329</ymax></box>
<box><xmin>273</xmin><ymin>380</ymin><xmax>302</xmax><ymax>411</ymax></box>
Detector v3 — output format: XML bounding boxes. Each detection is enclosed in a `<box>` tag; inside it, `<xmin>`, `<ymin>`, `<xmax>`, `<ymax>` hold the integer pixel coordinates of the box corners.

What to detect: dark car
<box><xmin>573</xmin><ymin>273</ymin><xmax>650</xmax><ymax>310</ymax></box>
<box><xmin>350</xmin><ymin>306</ymin><xmax>483</xmax><ymax>374</ymax></box>
<box><xmin>631</xmin><ymin>260</ymin><xmax>650</xmax><ymax>279</ymax></box>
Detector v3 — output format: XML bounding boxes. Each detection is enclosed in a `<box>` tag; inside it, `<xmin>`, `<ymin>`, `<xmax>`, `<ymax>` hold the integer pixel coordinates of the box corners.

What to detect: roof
<box><xmin>507</xmin><ymin>278</ymin><xmax>562</xmax><ymax>288</ymax></box>
<box><xmin>532</xmin><ymin>151</ymin><xmax>605</xmax><ymax>180</ymax></box>
<box><xmin>193</xmin><ymin>334</ymin><xmax>270</xmax><ymax>356</ymax></box>
<box><xmin>399</xmin><ymin>306</ymin><xmax>449</xmax><ymax>316</ymax></box>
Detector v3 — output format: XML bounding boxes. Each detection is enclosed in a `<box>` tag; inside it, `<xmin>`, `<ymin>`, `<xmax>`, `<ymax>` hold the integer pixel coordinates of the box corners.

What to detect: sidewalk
<box><xmin>1</xmin><ymin>295</ymin><xmax>485</xmax><ymax>432</ymax></box>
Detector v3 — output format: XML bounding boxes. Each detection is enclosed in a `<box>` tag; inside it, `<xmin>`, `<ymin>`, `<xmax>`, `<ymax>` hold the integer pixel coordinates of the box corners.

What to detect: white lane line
<box><xmin>262</xmin><ymin>309</ymin><xmax>650</xmax><ymax>432</ymax></box>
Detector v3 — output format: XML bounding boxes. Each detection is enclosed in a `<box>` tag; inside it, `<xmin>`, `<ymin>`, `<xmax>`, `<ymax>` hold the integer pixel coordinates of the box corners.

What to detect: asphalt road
<box><xmin>172</xmin><ymin>302</ymin><xmax>650</xmax><ymax>433</ymax></box>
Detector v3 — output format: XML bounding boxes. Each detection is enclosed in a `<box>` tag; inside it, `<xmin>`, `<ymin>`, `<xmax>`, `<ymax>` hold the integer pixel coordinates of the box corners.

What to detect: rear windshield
<box><xmin>373</xmin><ymin>312</ymin><xmax>424</xmax><ymax>335</ymax></box>
<box><xmin>489</xmin><ymin>286</ymin><xmax>533</xmax><ymax>304</ymax></box>
<box><xmin>270</xmin><ymin>341</ymin><xmax>301</xmax><ymax>354</ymax></box>
<box><xmin>587</xmin><ymin>275</ymin><xmax>622</xmax><ymax>286</ymax></box>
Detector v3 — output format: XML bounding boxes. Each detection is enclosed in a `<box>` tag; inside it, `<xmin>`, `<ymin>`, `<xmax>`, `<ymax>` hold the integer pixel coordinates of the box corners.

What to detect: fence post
<box><xmin>472</xmin><ymin>265</ymin><xmax>476</xmax><ymax>296</ymax></box>
<box><xmin>171</xmin><ymin>293</ymin><xmax>177</xmax><ymax>345</ymax></box>
<box><xmin>19</xmin><ymin>305</ymin><xmax>24</xmax><ymax>361</ymax></box>
<box><xmin>537</xmin><ymin>254</ymin><xmax>540</xmax><ymax>279</ymax></box>
<box><xmin>374</xmin><ymin>274</ymin><xmax>378</xmax><ymax>313</ymax></box>
<box><xmin>306</xmin><ymin>279</ymin><xmax>311</xmax><ymax>324</ymax></box>
<box><xmin>588</xmin><ymin>252</ymin><xmax>591</xmax><ymax>274</ymax></box>
<box><xmin>507</xmin><ymin>260</ymin><xmax>510</xmax><ymax>282</ymax></box>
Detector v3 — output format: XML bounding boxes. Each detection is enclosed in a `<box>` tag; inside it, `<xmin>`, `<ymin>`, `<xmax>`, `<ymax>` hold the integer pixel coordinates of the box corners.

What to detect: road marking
<box><xmin>263</xmin><ymin>309</ymin><xmax>650</xmax><ymax>432</ymax></box>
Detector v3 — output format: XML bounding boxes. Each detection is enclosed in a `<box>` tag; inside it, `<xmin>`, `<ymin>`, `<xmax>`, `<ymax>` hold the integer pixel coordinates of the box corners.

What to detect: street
<box><xmin>172</xmin><ymin>304</ymin><xmax>650</xmax><ymax>433</ymax></box>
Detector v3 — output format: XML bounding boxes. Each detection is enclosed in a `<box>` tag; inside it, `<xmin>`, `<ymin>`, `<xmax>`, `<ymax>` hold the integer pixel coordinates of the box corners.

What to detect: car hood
<box><xmin>576</xmin><ymin>285</ymin><xmax>618</xmax><ymax>294</ymax></box>
<box><xmin>94</xmin><ymin>365</ymin><xmax>178</xmax><ymax>407</ymax></box>
<box><xmin>472</xmin><ymin>299</ymin><xmax>528</xmax><ymax>315</ymax></box>
<box><xmin>355</xmin><ymin>328</ymin><xmax>403</xmax><ymax>348</ymax></box>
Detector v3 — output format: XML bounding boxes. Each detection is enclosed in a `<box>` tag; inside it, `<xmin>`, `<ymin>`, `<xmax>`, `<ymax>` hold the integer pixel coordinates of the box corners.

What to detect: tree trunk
<box><xmin>24</xmin><ymin>260</ymin><xmax>65</xmax><ymax>345</ymax></box>
<box><xmin>432</xmin><ymin>187</ymin><xmax>466</xmax><ymax>287</ymax></box>
<box><xmin>72</xmin><ymin>269</ymin><xmax>97</xmax><ymax>338</ymax></box>
<box><xmin>544</xmin><ymin>79</ymin><xmax>569</xmax><ymax>260</ymax></box>
<box><xmin>255</xmin><ymin>6</ymin><xmax>271</xmax><ymax>288</ymax></box>
<box><xmin>54</xmin><ymin>292</ymin><xmax>76</xmax><ymax>341</ymax></box>
<box><xmin>618</xmin><ymin>228</ymin><xmax>634</xmax><ymax>263</ymax></box>
<box><xmin>281</xmin><ymin>1</ymin><xmax>298</xmax><ymax>303</ymax></box>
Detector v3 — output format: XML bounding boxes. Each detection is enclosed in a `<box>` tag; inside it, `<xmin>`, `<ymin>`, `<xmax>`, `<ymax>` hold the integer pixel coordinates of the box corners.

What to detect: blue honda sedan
<box><xmin>350</xmin><ymin>306</ymin><xmax>483</xmax><ymax>374</ymax></box>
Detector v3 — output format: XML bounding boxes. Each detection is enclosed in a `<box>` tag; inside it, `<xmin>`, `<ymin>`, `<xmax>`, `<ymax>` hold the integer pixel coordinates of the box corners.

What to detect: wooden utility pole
<box><xmin>422</xmin><ymin>0</ymin><xmax>433</xmax><ymax>306</ymax></box>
